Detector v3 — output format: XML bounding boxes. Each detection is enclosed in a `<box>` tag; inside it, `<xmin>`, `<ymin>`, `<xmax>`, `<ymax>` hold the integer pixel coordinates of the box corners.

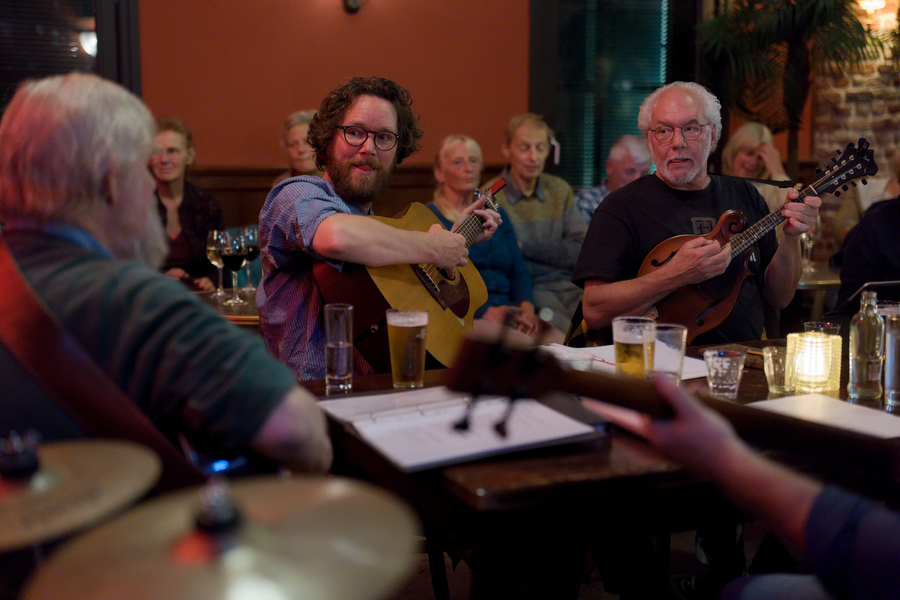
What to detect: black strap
<box><xmin>0</xmin><ymin>235</ymin><xmax>206</xmax><ymax>491</ymax></box>
<box><xmin>711</xmin><ymin>171</ymin><xmax>796</xmax><ymax>188</ymax></box>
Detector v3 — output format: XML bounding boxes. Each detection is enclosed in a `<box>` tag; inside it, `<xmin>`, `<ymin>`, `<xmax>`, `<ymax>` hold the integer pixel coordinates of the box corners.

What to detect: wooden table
<box><xmin>195</xmin><ymin>289</ymin><xmax>259</xmax><ymax>331</ymax></box>
<box><xmin>313</xmin><ymin>342</ymin><xmax>900</xmax><ymax>599</ymax></box>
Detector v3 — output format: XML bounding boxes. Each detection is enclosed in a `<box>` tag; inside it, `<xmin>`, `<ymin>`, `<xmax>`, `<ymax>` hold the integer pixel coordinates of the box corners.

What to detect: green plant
<box><xmin>699</xmin><ymin>0</ymin><xmax>883</xmax><ymax>179</ymax></box>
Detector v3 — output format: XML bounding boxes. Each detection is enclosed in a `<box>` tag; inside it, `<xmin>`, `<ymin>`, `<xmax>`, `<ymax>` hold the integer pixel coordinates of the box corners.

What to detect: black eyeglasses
<box><xmin>649</xmin><ymin>123</ymin><xmax>708</xmax><ymax>143</ymax></box>
<box><xmin>338</xmin><ymin>126</ymin><xmax>399</xmax><ymax>151</ymax></box>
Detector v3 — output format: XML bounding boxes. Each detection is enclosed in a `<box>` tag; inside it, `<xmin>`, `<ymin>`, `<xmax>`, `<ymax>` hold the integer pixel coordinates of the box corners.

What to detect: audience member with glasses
<box><xmin>256</xmin><ymin>76</ymin><xmax>501</xmax><ymax>382</ymax></box>
<box><xmin>568</xmin><ymin>81</ymin><xmax>819</xmax><ymax>600</ymax></box>
<box><xmin>150</xmin><ymin>116</ymin><xmax>224</xmax><ymax>291</ymax></box>
<box><xmin>571</xmin><ymin>80</ymin><xmax>818</xmax><ymax>348</ymax></box>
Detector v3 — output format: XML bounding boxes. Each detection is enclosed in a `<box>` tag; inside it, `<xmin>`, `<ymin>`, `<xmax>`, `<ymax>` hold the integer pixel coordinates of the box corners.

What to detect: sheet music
<box><xmin>320</xmin><ymin>387</ymin><xmax>602</xmax><ymax>472</ymax></box>
<box><xmin>544</xmin><ymin>344</ymin><xmax>708</xmax><ymax>380</ymax></box>
<box><xmin>752</xmin><ymin>394</ymin><xmax>900</xmax><ymax>439</ymax></box>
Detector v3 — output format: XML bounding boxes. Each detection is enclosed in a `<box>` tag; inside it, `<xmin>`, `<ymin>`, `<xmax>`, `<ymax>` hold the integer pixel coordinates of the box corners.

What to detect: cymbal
<box><xmin>0</xmin><ymin>439</ymin><xmax>161</xmax><ymax>552</ymax></box>
<box><xmin>22</xmin><ymin>475</ymin><xmax>421</xmax><ymax>600</ymax></box>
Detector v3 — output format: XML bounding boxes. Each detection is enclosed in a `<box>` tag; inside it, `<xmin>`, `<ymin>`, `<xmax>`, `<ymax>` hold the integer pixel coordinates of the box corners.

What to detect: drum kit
<box><xmin>1</xmin><ymin>437</ymin><xmax>420</xmax><ymax>600</ymax></box>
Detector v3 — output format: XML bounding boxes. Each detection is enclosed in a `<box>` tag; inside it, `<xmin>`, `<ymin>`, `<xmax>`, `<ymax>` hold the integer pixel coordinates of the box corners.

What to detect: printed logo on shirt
<box><xmin>691</xmin><ymin>218</ymin><xmax>717</xmax><ymax>235</ymax></box>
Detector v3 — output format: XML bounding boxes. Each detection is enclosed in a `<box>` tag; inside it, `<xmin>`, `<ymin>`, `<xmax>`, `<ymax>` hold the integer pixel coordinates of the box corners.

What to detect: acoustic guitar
<box><xmin>639</xmin><ymin>138</ymin><xmax>878</xmax><ymax>344</ymax></box>
<box><xmin>444</xmin><ymin>335</ymin><xmax>900</xmax><ymax>473</ymax></box>
<box><xmin>314</xmin><ymin>179</ymin><xmax>506</xmax><ymax>373</ymax></box>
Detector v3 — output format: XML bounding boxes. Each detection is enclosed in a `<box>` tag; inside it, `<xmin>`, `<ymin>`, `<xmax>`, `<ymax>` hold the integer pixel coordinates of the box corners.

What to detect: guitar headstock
<box><xmin>812</xmin><ymin>138</ymin><xmax>879</xmax><ymax>197</ymax></box>
<box><xmin>444</xmin><ymin>335</ymin><xmax>673</xmax><ymax>419</ymax></box>
<box><xmin>476</xmin><ymin>178</ymin><xmax>506</xmax><ymax>212</ymax></box>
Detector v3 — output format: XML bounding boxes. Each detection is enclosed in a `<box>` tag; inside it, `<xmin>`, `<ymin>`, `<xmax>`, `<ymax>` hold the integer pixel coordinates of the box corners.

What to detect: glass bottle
<box><xmin>848</xmin><ymin>290</ymin><xmax>884</xmax><ymax>403</ymax></box>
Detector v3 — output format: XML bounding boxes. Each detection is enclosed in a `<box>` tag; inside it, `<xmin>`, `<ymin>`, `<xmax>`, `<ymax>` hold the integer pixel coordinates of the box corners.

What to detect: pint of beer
<box><xmin>612</xmin><ymin>316</ymin><xmax>655</xmax><ymax>378</ymax></box>
<box><xmin>386</xmin><ymin>309</ymin><xmax>429</xmax><ymax>388</ymax></box>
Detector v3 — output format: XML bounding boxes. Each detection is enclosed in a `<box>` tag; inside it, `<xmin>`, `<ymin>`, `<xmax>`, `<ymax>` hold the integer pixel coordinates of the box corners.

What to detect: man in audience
<box><xmin>575</xmin><ymin>134</ymin><xmax>652</xmax><ymax>223</ymax></box>
<box><xmin>585</xmin><ymin>375</ymin><xmax>900</xmax><ymax>600</ymax></box>
<box><xmin>486</xmin><ymin>113</ymin><xmax>586</xmax><ymax>332</ymax></box>
<box><xmin>0</xmin><ymin>73</ymin><xmax>332</xmax><ymax>477</ymax></box>
<box><xmin>257</xmin><ymin>76</ymin><xmax>500</xmax><ymax>381</ymax></box>
<box><xmin>572</xmin><ymin>81</ymin><xmax>817</xmax><ymax>346</ymax></box>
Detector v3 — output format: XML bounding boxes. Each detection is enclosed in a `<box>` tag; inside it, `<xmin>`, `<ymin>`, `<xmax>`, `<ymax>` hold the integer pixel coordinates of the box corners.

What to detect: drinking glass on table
<box><xmin>206</xmin><ymin>230</ymin><xmax>228</xmax><ymax>298</ymax></box>
<box><xmin>387</xmin><ymin>309</ymin><xmax>428</xmax><ymax>388</ymax></box>
<box><xmin>220</xmin><ymin>232</ymin><xmax>247</xmax><ymax>307</ymax></box>
<box><xmin>612</xmin><ymin>316</ymin><xmax>655</xmax><ymax>378</ymax></box>
<box><xmin>240</xmin><ymin>225</ymin><xmax>259</xmax><ymax>293</ymax></box>
<box><xmin>324</xmin><ymin>303</ymin><xmax>354</xmax><ymax>394</ymax></box>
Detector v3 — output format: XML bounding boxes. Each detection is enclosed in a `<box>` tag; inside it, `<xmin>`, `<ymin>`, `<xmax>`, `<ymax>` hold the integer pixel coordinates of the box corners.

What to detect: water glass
<box><xmin>653</xmin><ymin>323</ymin><xmax>687</xmax><ymax>380</ymax></box>
<box><xmin>762</xmin><ymin>346</ymin><xmax>794</xmax><ymax>397</ymax></box>
<box><xmin>703</xmin><ymin>349</ymin><xmax>747</xmax><ymax>400</ymax></box>
<box><xmin>885</xmin><ymin>315</ymin><xmax>900</xmax><ymax>408</ymax></box>
<box><xmin>324</xmin><ymin>303</ymin><xmax>353</xmax><ymax>395</ymax></box>
<box><xmin>612</xmin><ymin>316</ymin><xmax>655</xmax><ymax>378</ymax></box>
<box><xmin>804</xmin><ymin>321</ymin><xmax>840</xmax><ymax>335</ymax></box>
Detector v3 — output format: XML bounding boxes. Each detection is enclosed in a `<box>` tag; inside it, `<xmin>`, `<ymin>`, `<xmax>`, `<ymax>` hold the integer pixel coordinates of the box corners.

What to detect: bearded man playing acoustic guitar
<box><xmin>257</xmin><ymin>76</ymin><xmax>500</xmax><ymax>382</ymax></box>
<box><xmin>570</xmin><ymin>81</ymin><xmax>819</xmax><ymax>347</ymax></box>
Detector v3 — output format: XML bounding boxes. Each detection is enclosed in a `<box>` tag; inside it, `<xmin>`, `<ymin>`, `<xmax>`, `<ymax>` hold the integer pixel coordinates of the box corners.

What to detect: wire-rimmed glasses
<box><xmin>648</xmin><ymin>123</ymin><xmax>708</xmax><ymax>143</ymax></box>
<box><xmin>206</xmin><ymin>230</ymin><xmax>228</xmax><ymax>298</ymax></box>
<box><xmin>338</xmin><ymin>126</ymin><xmax>399</xmax><ymax>151</ymax></box>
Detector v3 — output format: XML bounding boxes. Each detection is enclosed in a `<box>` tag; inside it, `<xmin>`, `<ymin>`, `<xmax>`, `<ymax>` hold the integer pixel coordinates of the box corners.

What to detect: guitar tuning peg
<box><xmin>834</xmin><ymin>191</ymin><xmax>842</xmax><ymax>197</ymax></box>
<box><xmin>842</xmin><ymin>185</ymin><xmax>849</xmax><ymax>191</ymax></box>
<box><xmin>814</xmin><ymin>167</ymin><xmax>823</xmax><ymax>174</ymax></box>
<box><xmin>831</xmin><ymin>157</ymin><xmax>838</xmax><ymax>164</ymax></box>
<box><xmin>850</xmin><ymin>181</ymin><xmax>858</xmax><ymax>187</ymax></box>
<box><xmin>862</xmin><ymin>178</ymin><xmax>868</xmax><ymax>185</ymax></box>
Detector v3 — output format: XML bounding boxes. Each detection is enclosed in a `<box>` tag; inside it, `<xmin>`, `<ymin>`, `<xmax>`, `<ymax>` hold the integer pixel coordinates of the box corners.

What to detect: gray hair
<box><xmin>608</xmin><ymin>134</ymin><xmax>651</xmax><ymax>166</ymax></box>
<box><xmin>281</xmin><ymin>109</ymin><xmax>316</xmax><ymax>145</ymax></box>
<box><xmin>0</xmin><ymin>72</ymin><xmax>154</xmax><ymax>223</ymax></box>
<box><xmin>637</xmin><ymin>81</ymin><xmax>722</xmax><ymax>152</ymax></box>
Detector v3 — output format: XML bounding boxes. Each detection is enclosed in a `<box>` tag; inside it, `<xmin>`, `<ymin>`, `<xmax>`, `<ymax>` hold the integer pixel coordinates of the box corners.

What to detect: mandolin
<box><xmin>638</xmin><ymin>138</ymin><xmax>878</xmax><ymax>344</ymax></box>
<box><xmin>314</xmin><ymin>179</ymin><xmax>506</xmax><ymax>373</ymax></box>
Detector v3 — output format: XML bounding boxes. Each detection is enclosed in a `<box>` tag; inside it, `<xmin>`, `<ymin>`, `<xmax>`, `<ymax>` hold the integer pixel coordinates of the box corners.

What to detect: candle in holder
<box><xmin>786</xmin><ymin>331</ymin><xmax>841</xmax><ymax>395</ymax></box>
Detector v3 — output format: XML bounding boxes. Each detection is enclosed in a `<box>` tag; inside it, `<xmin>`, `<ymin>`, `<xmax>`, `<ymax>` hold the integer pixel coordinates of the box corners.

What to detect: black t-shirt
<box><xmin>572</xmin><ymin>174</ymin><xmax>778</xmax><ymax>344</ymax></box>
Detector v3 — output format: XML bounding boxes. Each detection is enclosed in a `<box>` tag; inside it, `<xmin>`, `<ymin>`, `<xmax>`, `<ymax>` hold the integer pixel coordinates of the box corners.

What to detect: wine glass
<box><xmin>221</xmin><ymin>232</ymin><xmax>248</xmax><ymax>306</ymax></box>
<box><xmin>206</xmin><ymin>230</ymin><xmax>228</xmax><ymax>298</ymax></box>
<box><xmin>241</xmin><ymin>225</ymin><xmax>259</xmax><ymax>293</ymax></box>
<box><xmin>799</xmin><ymin>214</ymin><xmax>821</xmax><ymax>272</ymax></box>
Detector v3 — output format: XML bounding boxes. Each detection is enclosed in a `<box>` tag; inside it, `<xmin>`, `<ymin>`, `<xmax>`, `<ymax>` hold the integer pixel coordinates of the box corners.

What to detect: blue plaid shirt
<box><xmin>257</xmin><ymin>176</ymin><xmax>375</xmax><ymax>382</ymax></box>
<box><xmin>574</xmin><ymin>181</ymin><xmax>611</xmax><ymax>224</ymax></box>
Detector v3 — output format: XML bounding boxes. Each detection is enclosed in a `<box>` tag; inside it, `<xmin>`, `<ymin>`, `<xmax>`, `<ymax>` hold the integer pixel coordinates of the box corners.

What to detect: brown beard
<box><xmin>326</xmin><ymin>154</ymin><xmax>395</xmax><ymax>207</ymax></box>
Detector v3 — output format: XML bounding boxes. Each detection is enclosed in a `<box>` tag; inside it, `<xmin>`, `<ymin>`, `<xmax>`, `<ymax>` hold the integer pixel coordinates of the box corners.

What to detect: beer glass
<box><xmin>612</xmin><ymin>316</ymin><xmax>655</xmax><ymax>378</ymax></box>
<box><xmin>386</xmin><ymin>309</ymin><xmax>428</xmax><ymax>388</ymax></box>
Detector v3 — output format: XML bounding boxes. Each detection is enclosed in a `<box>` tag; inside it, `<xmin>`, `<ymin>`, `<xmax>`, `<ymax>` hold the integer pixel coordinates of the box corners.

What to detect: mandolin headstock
<box><xmin>811</xmin><ymin>138</ymin><xmax>878</xmax><ymax>198</ymax></box>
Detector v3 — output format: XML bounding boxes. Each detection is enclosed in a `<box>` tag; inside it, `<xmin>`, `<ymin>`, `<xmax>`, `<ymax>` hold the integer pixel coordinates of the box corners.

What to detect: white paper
<box><xmin>544</xmin><ymin>344</ymin><xmax>708</xmax><ymax>380</ymax></box>
<box><xmin>752</xmin><ymin>394</ymin><xmax>900</xmax><ymax>439</ymax></box>
<box><xmin>320</xmin><ymin>387</ymin><xmax>600</xmax><ymax>471</ymax></box>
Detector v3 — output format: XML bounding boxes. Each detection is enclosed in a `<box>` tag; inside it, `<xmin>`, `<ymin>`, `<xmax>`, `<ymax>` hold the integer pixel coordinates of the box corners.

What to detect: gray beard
<box><xmin>116</xmin><ymin>207</ymin><xmax>168</xmax><ymax>269</ymax></box>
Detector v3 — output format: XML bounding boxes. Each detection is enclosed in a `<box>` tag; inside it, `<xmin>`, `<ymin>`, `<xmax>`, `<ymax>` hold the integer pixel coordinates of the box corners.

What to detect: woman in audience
<box><xmin>272</xmin><ymin>109</ymin><xmax>323</xmax><ymax>186</ymax></box>
<box><xmin>722</xmin><ymin>122</ymin><xmax>790</xmax><ymax>214</ymax></box>
<box><xmin>150</xmin><ymin>116</ymin><xmax>223</xmax><ymax>291</ymax></box>
<box><xmin>428</xmin><ymin>134</ymin><xmax>562</xmax><ymax>343</ymax></box>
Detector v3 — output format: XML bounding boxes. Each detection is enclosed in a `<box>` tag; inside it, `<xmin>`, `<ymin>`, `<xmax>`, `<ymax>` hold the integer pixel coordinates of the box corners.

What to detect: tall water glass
<box><xmin>885</xmin><ymin>315</ymin><xmax>900</xmax><ymax>411</ymax></box>
<box><xmin>324</xmin><ymin>304</ymin><xmax>353</xmax><ymax>394</ymax></box>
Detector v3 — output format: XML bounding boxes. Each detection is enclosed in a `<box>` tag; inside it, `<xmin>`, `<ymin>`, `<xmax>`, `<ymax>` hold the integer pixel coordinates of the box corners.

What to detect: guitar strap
<box><xmin>0</xmin><ymin>234</ymin><xmax>206</xmax><ymax>491</ymax></box>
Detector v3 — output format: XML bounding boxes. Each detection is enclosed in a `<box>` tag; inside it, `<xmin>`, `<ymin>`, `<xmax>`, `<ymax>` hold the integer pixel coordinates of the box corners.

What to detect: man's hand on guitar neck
<box><xmin>450</xmin><ymin>195</ymin><xmax>502</xmax><ymax>246</ymax></box>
